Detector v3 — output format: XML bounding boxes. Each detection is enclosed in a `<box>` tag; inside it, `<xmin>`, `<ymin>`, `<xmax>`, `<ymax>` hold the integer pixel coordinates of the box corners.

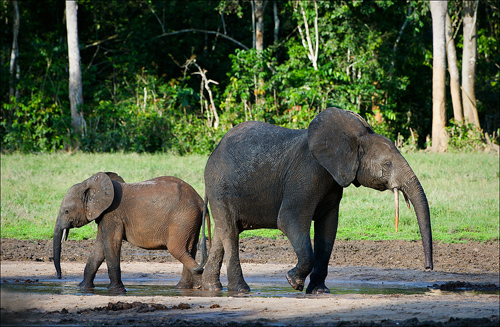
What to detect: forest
<box><xmin>1</xmin><ymin>0</ymin><xmax>499</xmax><ymax>154</ymax></box>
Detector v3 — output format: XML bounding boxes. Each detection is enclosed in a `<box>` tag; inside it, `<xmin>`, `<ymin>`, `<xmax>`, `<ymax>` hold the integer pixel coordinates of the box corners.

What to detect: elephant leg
<box><xmin>101</xmin><ymin>222</ymin><xmax>126</xmax><ymax>293</ymax></box>
<box><xmin>223</xmin><ymin>227</ymin><xmax>249</xmax><ymax>292</ymax></box>
<box><xmin>175</xmin><ymin>265</ymin><xmax>194</xmax><ymax>289</ymax></box>
<box><xmin>279</xmin><ymin>206</ymin><xmax>314</xmax><ymax>292</ymax></box>
<box><xmin>79</xmin><ymin>229</ymin><xmax>105</xmax><ymax>290</ymax></box>
<box><xmin>202</xmin><ymin>225</ymin><xmax>225</xmax><ymax>291</ymax></box>
<box><xmin>306</xmin><ymin>191</ymin><xmax>342</xmax><ymax>294</ymax></box>
<box><xmin>169</xmin><ymin>238</ymin><xmax>201</xmax><ymax>289</ymax></box>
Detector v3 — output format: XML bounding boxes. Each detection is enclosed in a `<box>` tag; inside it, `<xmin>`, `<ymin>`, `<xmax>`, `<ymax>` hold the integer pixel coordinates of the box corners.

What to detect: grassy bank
<box><xmin>1</xmin><ymin>152</ymin><xmax>498</xmax><ymax>243</ymax></box>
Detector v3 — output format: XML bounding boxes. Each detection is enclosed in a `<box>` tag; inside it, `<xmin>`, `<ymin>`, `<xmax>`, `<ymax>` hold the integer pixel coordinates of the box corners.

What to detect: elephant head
<box><xmin>53</xmin><ymin>172</ymin><xmax>124</xmax><ymax>278</ymax></box>
<box><xmin>308</xmin><ymin>108</ymin><xmax>433</xmax><ymax>270</ymax></box>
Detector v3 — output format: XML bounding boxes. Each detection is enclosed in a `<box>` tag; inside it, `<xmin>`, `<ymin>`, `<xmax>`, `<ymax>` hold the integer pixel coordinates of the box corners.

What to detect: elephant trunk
<box><xmin>53</xmin><ymin>223</ymin><xmax>69</xmax><ymax>279</ymax></box>
<box><xmin>402</xmin><ymin>175</ymin><xmax>433</xmax><ymax>270</ymax></box>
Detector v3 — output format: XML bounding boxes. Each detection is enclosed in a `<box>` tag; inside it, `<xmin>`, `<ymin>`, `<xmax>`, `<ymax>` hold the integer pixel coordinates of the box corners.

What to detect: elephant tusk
<box><xmin>394</xmin><ymin>188</ymin><xmax>399</xmax><ymax>232</ymax></box>
<box><xmin>62</xmin><ymin>228</ymin><xmax>68</xmax><ymax>242</ymax></box>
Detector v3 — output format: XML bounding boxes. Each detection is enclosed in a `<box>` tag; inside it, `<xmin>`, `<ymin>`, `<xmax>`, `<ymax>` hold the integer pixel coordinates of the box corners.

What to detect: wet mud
<box><xmin>1</xmin><ymin>237</ymin><xmax>499</xmax><ymax>326</ymax></box>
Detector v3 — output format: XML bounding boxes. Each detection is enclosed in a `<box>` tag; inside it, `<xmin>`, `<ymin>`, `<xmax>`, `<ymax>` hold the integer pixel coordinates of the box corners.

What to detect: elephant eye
<box><xmin>64</xmin><ymin>209</ymin><xmax>69</xmax><ymax>215</ymax></box>
<box><xmin>383</xmin><ymin>161</ymin><xmax>392</xmax><ymax>168</ymax></box>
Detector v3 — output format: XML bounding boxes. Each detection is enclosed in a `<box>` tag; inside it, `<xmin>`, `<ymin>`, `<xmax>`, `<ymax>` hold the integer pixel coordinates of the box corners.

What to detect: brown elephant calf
<box><xmin>53</xmin><ymin>172</ymin><xmax>208</xmax><ymax>293</ymax></box>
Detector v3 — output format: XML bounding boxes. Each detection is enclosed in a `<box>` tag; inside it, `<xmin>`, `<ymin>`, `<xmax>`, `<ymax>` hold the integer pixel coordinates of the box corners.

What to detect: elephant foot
<box><xmin>227</xmin><ymin>281</ymin><xmax>250</xmax><ymax>293</ymax></box>
<box><xmin>286</xmin><ymin>269</ymin><xmax>305</xmax><ymax>292</ymax></box>
<box><xmin>306</xmin><ymin>282</ymin><xmax>331</xmax><ymax>294</ymax></box>
<box><xmin>78</xmin><ymin>280</ymin><xmax>95</xmax><ymax>290</ymax></box>
<box><xmin>107</xmin><ymin>283</ymin><xmax>126</xmax><ymax>294</ymax></box>
<box><xmin>202</xmin><ymin>281</ymin><xmax>223</xmax><ymax>291</ymax></box>
<box><xmin>202</xmin><ymin>273</ymin><xmax>224</xmax><ymax>291</ymax></box>
<box><xmin>175</xmin><ymin>281</ymin><xmax>193</xmax><ymax>290</ymax></box>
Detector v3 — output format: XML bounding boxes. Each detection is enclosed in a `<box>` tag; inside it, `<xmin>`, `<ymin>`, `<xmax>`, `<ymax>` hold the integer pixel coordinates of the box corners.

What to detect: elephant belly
<box><xmin>209</xmin><ymin>186</ymin><xmax>282</xmax><ymax>232</ymax></box>
<box><xmin>125</xmin><ymin>235</ymin><xmax>169</xmax><ymax>251</ymax></box>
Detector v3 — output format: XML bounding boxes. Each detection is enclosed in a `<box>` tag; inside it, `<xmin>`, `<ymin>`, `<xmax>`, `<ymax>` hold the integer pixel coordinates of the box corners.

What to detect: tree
<box><xmin>8</xmin><ymin>0</ymin><xmax>19</xmax><ymax>103</ymax></box>
<box><xmin>446</xmin><ymin>12</ymin><xmax>463</xmax><ymax>123</ymax></box>
<box><xmin>65</xmin><ymin>0</ymin><xmax>85</xmax><ymax>141</ymax></box>
<box><xmin>295</xmin><ymin>0</ymin><xmax>319</xmax><ymax>71</ymax></box>
<box><xmin>430</xmin><ymin>0</ymin><xmax>449</xmax><ymax>152</ymax></box>
<box><xmin>252</xmin><ymin>0</ymin><xmax>268</xmax><ymax>106</ymax></box>
<box><xmin>252</xmin><ymin>0</ymin><xmax>267</xmax><ymax>51</ymax></box>
<box><xmin>462</xmin><ymin>0</ymin><xmax>480</xmax><ymax>128</ymax></box>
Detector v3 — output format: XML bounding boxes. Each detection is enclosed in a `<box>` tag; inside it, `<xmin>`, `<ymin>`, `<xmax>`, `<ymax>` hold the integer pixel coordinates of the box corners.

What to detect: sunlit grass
<box><xmin>1</xmin><ymin>152</ymin><xmax>498</xmax><ymax>243</ymax></box>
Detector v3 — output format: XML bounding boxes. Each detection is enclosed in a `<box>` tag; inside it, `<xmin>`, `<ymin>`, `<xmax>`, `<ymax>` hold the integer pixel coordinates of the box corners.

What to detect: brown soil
<box><xmin>1</xmin><ymin>237</ymin><xmax>499</xmax><ymax>326</ymax></box>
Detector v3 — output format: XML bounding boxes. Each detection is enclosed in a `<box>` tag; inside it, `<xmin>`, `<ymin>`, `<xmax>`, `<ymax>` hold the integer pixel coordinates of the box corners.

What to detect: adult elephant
<box><xmin>53</xmin><ymin>172</ymin><xmax>208</xmax><ymax>293</ymax></box>
<box><xmin>202</xmin><ymin>107</ymin><xmax>433</xmax><ymax>294</ymax></box>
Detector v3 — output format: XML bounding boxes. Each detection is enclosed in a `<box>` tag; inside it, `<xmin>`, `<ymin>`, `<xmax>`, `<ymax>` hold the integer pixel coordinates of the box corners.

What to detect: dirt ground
<box><xmin>1</xmin><ymin>237</ymin><xmax>499</xmax><ymax>326</ymax></box>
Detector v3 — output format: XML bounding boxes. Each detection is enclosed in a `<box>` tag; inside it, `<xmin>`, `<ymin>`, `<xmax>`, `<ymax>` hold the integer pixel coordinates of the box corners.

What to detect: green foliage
<box><xmin>1</xmin><ymin>94</ymin><xmax>70</xmax><ymax>152</ymax></box>
<box><xmin>446</xmin><ymin>120</ymin><xmax>488</xmax><ymax>152</ymax></box>
<box><xmin>1</xmin><ymin>0</ymin><xmax>499</xmax><ymax>154</ymax></box>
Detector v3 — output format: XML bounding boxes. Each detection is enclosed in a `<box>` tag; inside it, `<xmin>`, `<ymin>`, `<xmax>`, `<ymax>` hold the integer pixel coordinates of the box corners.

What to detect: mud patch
<box><xmin>74</xmin><ymin>301</ymin><xmax>188</xmax><ymax>313</ymax></box>
<box><xmin>430</xmin><ymin>281</ymin><xmax>500</xmax><ymax>292</ymax></box>
<box><xmin>1</xmin><ymin>238</ymin><xmax>499</xmax><ymax>326</ymax></box>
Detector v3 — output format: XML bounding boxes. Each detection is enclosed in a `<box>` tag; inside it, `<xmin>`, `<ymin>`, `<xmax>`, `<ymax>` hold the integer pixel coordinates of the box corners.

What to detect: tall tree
<box><xmin>252</xmin><ymin>0</ymin><xmax>268</xmax><ymax>106</ymax></box>
<box><xmin>253</xmin><ymin>0</ymin><xmax>267</xmax><ymax>51</ymax></box>
<box><xmin>430</xmin><ymin>0</ymin><xmax>449</xmax><ymax>152</ymax></box>
<box><xmin>65</xmin><ymin>0</ymin><xmax>85</xmax><ymax>140</ymax></box>
<box><xmin>446</xmin><ymin>12</ymin><xmax>463</xmax><ymax>123</ymax></box>
<box><xmin>462</xmin><ymin>0</ymin><xmax>480</xmax><ymax>128</ymax></box>
<box><xmin>273</xmin><ymin>1</ymin><xmax>280</xmax><ymax>44</ymax></box>
<box><xmin>296</xmin><ymin>0</ymin><xmax>319</xmax><ymax>70</ymax></box>
<box><xmin>9</xmin><ymin>0</ymin><xmax>19</xmax><ymax>103</ymax></box>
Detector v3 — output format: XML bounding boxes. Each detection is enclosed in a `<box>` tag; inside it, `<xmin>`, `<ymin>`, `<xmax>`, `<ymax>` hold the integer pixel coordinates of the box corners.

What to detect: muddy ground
<box><xmin>1</xmin><ymin>237</ymin><xmax>499</xmax><ymax>326</ymax></box>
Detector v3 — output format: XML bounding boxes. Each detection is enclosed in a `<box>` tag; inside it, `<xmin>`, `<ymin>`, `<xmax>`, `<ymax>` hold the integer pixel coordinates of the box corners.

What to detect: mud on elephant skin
<box><xmin>53</xmin><ymin>172</ymin><xmax>209</xmax><ymax>293</ymax></box>
<box><xmin>202</xmin><ymin>107</ymin><xmax>433</xmax><ymax>294</ymax></box>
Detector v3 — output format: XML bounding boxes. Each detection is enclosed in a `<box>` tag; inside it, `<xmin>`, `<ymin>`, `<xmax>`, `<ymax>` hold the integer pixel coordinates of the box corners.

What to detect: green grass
<box><xmin>1</xmin><ymin>152</ymin><xmax>498</xmax><ymax>243</ymax></box>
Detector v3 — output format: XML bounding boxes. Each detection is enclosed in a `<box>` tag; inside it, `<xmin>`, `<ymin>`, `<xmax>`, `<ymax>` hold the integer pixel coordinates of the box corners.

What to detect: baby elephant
<box><xmin>53</xmin><ymin>172</ymin><xmax>208</xmax><ymax>293</ymax></box>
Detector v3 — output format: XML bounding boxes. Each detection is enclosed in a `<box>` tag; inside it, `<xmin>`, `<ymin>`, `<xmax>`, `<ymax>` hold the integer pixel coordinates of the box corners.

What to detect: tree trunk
<box><xmin>253</xmin><ymin>0</ymin><xmax>267</xmax><ymax>51</ymax></box>
<box><xmin>253</xmin><ymin>0</ymin><xmax>267</xmax><ymax>106</ymax></box>
<box><xmin>296</xmin><ymin>1</ymin><xmax>319</xmax><ymax>70</ymax></box>
<box><xmin>66</xmin><ymin>0</ymin><xmax>85</xmax><ymax>140</ymax></box>
<box><xmin>462</xmin><ymin>0</ymin><xmax>480</xmax><ymax>128</ymax></box>
<box><xmin>9</xmin><ymin>0</ymin><xmax>20</xmax><ymax>103</ymax></box>
<box><xmin>430</xmin><ymin>1</ymin><xmax>449</xmax><ymax>152</ymax></box>
<box><xmin>446</xmin><ymin>12</ymin><xmax>463</xmax><ymax>123</ymax></box>
<box><xmin>273</xmin><ymin>1</ymin><xmax>279</xmax><ymax>44</ymax></box>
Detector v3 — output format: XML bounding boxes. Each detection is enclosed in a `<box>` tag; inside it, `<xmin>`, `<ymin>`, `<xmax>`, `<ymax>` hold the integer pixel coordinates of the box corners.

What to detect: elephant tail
<box><xmin>194</xmin><ymin>195</ymin><xmax>210</xmax><ymax>272</ymax></box>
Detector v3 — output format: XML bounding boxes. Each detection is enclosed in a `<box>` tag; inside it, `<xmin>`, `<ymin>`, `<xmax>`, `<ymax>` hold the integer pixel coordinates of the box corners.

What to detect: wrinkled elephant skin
<box><xmin>53</xmin><ymin>172</ymin><xmax>208</xmax><ymax>292</ymax></box>
<box><xmin>202</xmin><ymin>107</ymin><xmax>433</xmax><ymax>294</ymax></box>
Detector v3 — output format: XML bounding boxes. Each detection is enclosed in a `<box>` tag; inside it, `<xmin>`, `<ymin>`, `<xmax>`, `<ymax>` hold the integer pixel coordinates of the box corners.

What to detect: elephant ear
<box><xmin>82</xmin><ymin>172</ymin><xmax>114</xmax><ymax>221</ymax></box>
<box><xmin>308</xmin><ymin>107</ymin><xmax>373</xmax><ymax>187</ymax></box>
<box><xmin>105</xmin><ymin>172</ymin><xmax>125</xmax><ymax>183</ymax></box>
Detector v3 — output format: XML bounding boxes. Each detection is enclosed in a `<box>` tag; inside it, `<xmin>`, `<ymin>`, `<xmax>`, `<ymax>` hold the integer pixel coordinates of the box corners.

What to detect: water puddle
<box><xmin>0</xmin><ymin>281</ymin><xmax>429</xmax><ymax>297</ymax></box>
<box><xmin>2</xmin><ymin>279</ymin><xmax>497</xmax><ymax>297</ymax></box>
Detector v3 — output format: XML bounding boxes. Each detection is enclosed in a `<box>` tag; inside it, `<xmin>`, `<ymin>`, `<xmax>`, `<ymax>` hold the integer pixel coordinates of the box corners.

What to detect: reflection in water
<box><xmin>3</xmin><ymin>279</ymin><xmax>498</xmax><ymax>297</ymax></box>
<box><xmin>1</xmin><ymin>281</ymin><xmax>435</xmax><ymax>297</ymax></box>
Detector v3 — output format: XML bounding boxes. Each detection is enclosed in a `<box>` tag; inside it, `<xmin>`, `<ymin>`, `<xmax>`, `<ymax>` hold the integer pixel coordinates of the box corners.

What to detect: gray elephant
<box><xmin>202</xmin><ymin>107</ymin><xmax>433</xmax><ymax>294</ymax></box>
<box><xmin>53</xmin><ymin>172</ymin><xmax>208</xmax><ymax>293</ymax></box>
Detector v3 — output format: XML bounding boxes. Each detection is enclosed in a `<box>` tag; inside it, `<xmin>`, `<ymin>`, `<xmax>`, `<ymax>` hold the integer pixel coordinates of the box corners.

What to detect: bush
<box><xmin>1</xmin><ymin>94</ymin><xmax>69</xmax><ymax>153</ymax></box>
<box><xmin>446</xmin><ymin>120</ymin><xmax>487</xmax><ymax>152</ymax></box>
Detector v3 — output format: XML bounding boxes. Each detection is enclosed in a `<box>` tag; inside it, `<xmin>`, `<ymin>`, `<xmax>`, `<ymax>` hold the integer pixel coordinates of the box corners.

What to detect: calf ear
<box><xmin>105</xmin><ymin>172</ymin><xmax>125</xmax><ymax>183</ymax></box>
<box><xmin>82</xmin><ymin>172</ymin><xmax>114</xmax><ymax>221</ymax></box>
<box><xmin>307</xmin><ymin>108</ymin><xmax>372</xmax><ymax>187</ymax></box>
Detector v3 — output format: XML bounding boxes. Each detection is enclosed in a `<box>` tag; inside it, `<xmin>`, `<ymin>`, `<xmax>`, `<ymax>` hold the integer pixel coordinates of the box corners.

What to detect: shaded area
<box><xmin>1</xmin><ymin>304</ymin><xmax>498</xmax><ymax>327</ymax></box>
<box><xmin>430</xmin><ymin>281</ymin><xmax>500</xmax><ymax>292</ymax></box>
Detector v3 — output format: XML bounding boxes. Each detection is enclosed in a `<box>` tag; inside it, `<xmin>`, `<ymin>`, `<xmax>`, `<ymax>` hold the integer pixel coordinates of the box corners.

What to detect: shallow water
<box><xmin>2</xmin><ymin>278</ymin><xmax>498</xmax><ymax>297</ymax></box>
<box><xmin>0</xmin><ymin>281</ymin><xmax>432</xmax><ymax>297</ymax></box>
